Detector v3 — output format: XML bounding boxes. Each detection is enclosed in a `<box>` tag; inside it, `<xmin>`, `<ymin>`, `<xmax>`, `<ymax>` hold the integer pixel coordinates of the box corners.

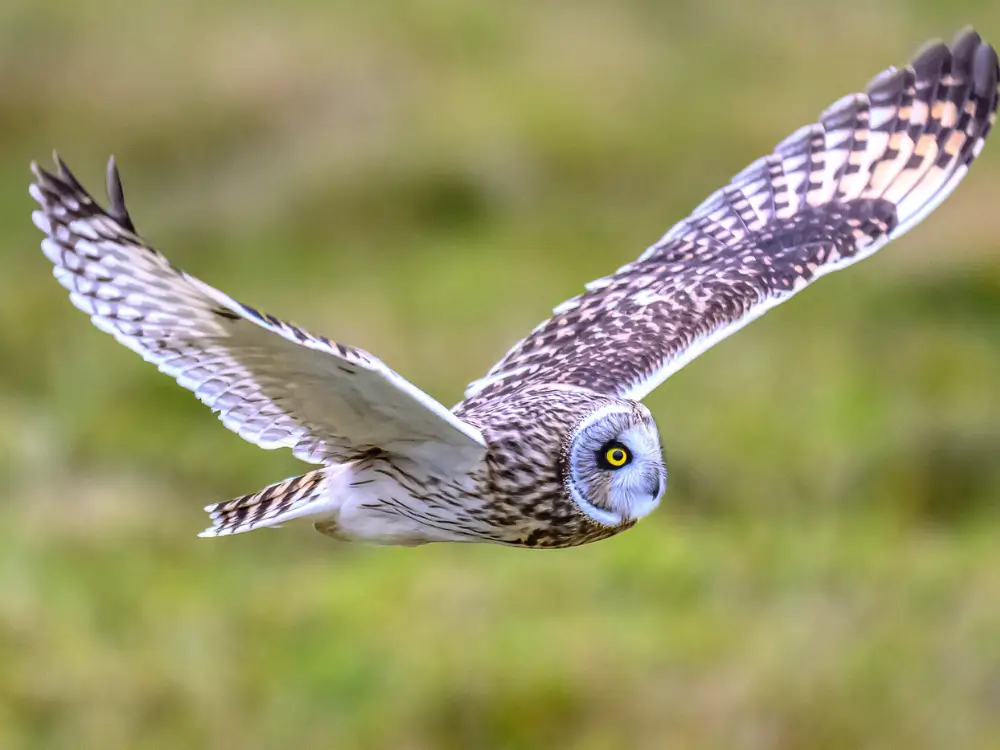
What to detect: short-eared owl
<box><xmin>30</xmin><ymin>30</ymin><xmax>998</xmax><ymax>547</ymax></box>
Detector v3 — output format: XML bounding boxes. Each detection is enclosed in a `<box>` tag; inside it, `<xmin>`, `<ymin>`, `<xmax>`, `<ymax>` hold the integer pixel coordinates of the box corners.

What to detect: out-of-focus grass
<box><xmin>2</xmin><ymin>1</ymin><xmax>1000</xmax><ymax>748</ymax></box>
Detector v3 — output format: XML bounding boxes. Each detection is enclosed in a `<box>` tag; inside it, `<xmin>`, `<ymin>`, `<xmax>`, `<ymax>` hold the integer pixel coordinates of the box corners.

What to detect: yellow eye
<box><xmin>604</xmin><ymin>444</ymin><xmax>630</xmax><ymax>468</ymax></box>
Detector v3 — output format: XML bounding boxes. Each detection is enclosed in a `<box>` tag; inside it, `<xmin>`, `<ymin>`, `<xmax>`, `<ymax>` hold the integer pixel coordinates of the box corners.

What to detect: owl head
<box><xmin>564</xmin><ymin>401</ymin><xmax>666</xmax><ymax>526</ymax></box>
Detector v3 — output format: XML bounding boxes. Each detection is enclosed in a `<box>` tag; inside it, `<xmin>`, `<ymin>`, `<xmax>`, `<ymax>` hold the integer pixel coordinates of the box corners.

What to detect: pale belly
<box><xmin>312</xmin><ymin>460</ymin><xmax>488</xmax><ymax>546</ymax></box>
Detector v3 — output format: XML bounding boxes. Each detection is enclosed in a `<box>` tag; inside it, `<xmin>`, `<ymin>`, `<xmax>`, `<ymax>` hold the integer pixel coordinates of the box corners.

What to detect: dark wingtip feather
<box><xmin>972</xmin><ymin>39</ymin><xmax>999</xmax><ymax>99</ymax></box>
<box><xmin>105</xmin><ymin>155</ymin><xmax>136</xmax><ymax>233</ymax></box>
<box><xmin>950</xmin><ymin>29</ymin><xmax>981</xmax><ymax>80</ymax></box>
<box><xmin>911</xmin><ymin>40</ymin><xmax>949</xmax><ymax>77</ymax></box>
<box><xmin>951</xmin><ymin>27</ymin><xmax>982</xmax><ymax>56</ymax></box>
<box><xmin>52</xmin><ymin>151</ymin><xmax>86</xmax><ymax>193</ymax></box>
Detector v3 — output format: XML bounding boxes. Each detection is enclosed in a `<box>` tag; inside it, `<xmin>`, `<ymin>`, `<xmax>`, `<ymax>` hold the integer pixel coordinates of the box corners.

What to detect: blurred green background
<box><xmin>2</xmin><ymin>1</ymin><xmax>1000</xmax><ymax>748</ymax></box>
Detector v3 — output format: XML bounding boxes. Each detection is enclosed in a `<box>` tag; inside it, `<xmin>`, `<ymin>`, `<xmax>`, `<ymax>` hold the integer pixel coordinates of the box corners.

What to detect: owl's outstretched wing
<box><xmin>30</xmin><ymin>157</ymin><xmax>486</xmax><ymax>465</ymax></box>
<box><xmin>463</xmin><ymin>29</ymin><xmax>999</xmax><ymax>408</ymax></box>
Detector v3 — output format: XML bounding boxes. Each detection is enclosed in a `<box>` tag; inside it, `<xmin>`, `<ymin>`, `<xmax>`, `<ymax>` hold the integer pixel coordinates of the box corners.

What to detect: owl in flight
<box><xmin>30</xmin><ymin>30</ymin><xmax>998</xmax><ymax>547</ymax></box>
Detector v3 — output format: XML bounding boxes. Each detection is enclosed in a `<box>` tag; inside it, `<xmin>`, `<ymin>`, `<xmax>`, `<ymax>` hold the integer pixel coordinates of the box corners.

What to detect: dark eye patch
<box><xmin>596</xmin><ymin>440</ymin><xmax>632</xmax><ymax>470</ymax></box>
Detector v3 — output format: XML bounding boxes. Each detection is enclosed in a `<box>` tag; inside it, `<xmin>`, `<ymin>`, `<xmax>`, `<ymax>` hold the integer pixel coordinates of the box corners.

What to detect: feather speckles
<box><xmin>28</xmin><ymin>29</ymin><xmax>999</xmax><ymax>549</ymax></box>
<box><xmin>465</xmin><ymin>29</ymin><xmax>998</xmax><ymax>408</ymax></box>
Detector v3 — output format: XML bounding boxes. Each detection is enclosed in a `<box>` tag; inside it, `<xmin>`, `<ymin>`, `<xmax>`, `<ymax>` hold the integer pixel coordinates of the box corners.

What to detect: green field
<box><xmin>2</xmin><ymin>1</ymin><xmax>1000</xmax><ymax>747</ymax></box>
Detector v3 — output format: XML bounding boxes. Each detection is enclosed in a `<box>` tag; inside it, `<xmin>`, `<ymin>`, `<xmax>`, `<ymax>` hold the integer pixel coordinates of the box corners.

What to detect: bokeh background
<box><xmin>2</xmin><ymin>1</ymin><xmax>1000</xmax><ymax>748</ymax></box>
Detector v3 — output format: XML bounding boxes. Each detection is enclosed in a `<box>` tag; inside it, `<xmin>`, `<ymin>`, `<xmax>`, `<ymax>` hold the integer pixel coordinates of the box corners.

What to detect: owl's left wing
<box><xmin>31</xmin><ymin>157</ymin><xmax>486</xmax><ymax>465</ymax></box>
<box><xmin>463</xmin><ymin>30</ymin><xmax>999</xmax><ymax>408</ymax></box>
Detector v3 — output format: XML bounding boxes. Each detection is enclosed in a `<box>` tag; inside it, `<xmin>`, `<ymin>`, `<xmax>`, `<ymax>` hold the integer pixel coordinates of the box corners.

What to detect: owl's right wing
<box><xmin>30</xmin><ymin>158</ymin><xmax>486</xmax><ymax>466</ymax></box>
<box><xmin>462</xmin><ymin>29</ymin><xmax>999</xmax><ymax>409</ymax></box>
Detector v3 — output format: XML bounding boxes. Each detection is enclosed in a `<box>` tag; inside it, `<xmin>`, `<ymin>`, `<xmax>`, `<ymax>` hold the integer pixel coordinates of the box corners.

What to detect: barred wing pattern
<box><xmin>464</xmin><ymin>30</ymin><xmax>999</xmax><ymax>408</ymax></box>
<box><xmin>30</xmin><ymin>159</ymin><xmax>486</xmax><ymax>465</ymax></box>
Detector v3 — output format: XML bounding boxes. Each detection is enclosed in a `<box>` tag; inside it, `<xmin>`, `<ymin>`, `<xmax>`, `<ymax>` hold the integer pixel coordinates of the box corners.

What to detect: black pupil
<box><xmin>611</xmin><ymin>449</ymin><xmax>624</xmax><ymax>461</ymax></box>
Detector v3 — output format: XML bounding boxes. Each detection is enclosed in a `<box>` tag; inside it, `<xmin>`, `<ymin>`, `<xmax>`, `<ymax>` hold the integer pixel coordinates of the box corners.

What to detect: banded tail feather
<box><xmin>200</xmin><ymin>469</ymin><xmax>331</xmax><ymax>537</ymax></box>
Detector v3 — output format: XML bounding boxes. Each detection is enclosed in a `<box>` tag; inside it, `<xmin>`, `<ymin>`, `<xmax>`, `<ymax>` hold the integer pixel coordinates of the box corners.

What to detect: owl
<box><xmin>30</xmin><ymin>29</ymin><xmax>999</xmax><ymax>548</ymax></box>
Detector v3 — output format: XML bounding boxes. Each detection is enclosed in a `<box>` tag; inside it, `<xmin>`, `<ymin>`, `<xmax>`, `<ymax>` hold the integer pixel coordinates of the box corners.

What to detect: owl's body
<box><xmin>29</xmin><ymin>30</ymin><xmax>999</xmax><ymax>548</ymax></box>
<box><xmin>214</xmin><ymin>386</ymin><xmax>654</xmax><ymax>548</ymax></box>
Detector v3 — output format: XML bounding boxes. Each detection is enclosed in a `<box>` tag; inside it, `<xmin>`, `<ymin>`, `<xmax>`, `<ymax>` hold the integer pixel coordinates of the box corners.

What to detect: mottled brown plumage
<box><xmin>465</xmin><ymin>29</ymin><xmax>999</xmax><ymax>407</ymax></box>
<box><xmin>28</xmin><ymin>29</ymin><xmax>999</xmax><ymax>548</ymax></box>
